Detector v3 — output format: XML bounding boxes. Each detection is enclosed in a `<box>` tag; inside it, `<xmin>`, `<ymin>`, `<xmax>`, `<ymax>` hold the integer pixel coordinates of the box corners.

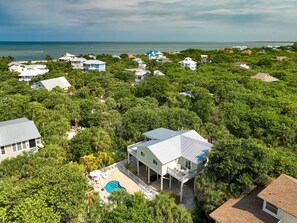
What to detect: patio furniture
<box><xmin>101</xmin><ymin>172</ymin><xmax>108</xmax><ymax>179</ymax></box>
<box><xmin>90</xmin><ymin>170</ymin><xmax>102</xmax><ymax>178</ymax></box>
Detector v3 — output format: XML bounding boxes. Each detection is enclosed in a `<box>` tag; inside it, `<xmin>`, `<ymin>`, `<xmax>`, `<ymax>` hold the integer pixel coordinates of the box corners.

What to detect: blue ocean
<box><xmin>0</xmin><ymin>41</ymin><xmax>293</xmax><ymax>61</ymax></box>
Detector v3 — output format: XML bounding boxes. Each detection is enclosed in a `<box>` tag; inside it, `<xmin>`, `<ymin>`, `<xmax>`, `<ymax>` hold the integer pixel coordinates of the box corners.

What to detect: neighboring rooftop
<box><xmin>0</xmin><ymin>118</ymin><xmax>41</xmax><ymax>147</ymax></box>
<box><xmin>83</xmin><ymin>60</ymin><xmax>106</xmax><ymax>65</ymax></box>
<box><xmin>18</xmin><ymin>68</ymin><xmax>49</xmax><ymax>77</ymax></box>
<box><xmin>251</xmin><ymin>73</ymin><xmax>279</xmax><ymax>82</ymax></box>
<box><xmin>258</xmin><ymin>174</ymin><xmax>297</xmax><ymax>218</ymax></box>
<box><xmin>38</xmin><ymin>76</ymin><xmax>71</xmax><ymax>91</ymax></box>
<box><xmin>210</xmin><ymin>187</ymin><xmax>279</xmax><ymax>223</ymax></box>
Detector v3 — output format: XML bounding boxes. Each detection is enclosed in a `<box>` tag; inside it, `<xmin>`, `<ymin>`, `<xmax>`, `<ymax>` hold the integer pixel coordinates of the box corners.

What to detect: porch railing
<box><xmin>127</xmin><ymin>141</ymin><xmax>145</xmax><ymax>157</ymax></box>
<box><xmin>167</xmin><ymin>167</ymin><xmax>200</xmax><ymax>184</ymax></box>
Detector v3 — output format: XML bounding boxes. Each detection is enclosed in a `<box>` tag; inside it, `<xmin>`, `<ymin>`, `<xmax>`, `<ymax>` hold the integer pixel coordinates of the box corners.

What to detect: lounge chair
<box><xmin>101</xmin><ymin>172</ymin><xmax>108</xmax><ymax>179</ymax></box>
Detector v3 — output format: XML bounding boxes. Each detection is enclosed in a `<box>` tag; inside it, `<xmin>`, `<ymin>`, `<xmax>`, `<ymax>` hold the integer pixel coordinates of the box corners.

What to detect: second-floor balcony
<box><xmin>127</xmin><ymin>141</ymin><xmax>145</xmax><ymax>157</ymax></box>
<box><xmin>167</xmin><ymin>166</ymin><xmax>198</xmax><ymax>184</ymax></box>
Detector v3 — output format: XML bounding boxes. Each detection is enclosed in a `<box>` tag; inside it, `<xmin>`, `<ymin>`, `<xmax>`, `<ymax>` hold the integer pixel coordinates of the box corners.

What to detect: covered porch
<box><xmin>128</xmin><ymin>154</ymin><xmax>203</xmax><ymax>205</ymax></box>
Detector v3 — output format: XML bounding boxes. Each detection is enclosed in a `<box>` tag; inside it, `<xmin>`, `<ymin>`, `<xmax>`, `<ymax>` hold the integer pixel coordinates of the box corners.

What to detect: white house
<box><xmin>127</xmin><ymin>128</ymin><xmax>212</xmax><ymax>201</ymax></box>
<box><xmin>179</xmin><ymin>57</ymin><xmax>197</xmax><ymax>71</ymax></box>
<box><xmin>210</xmin><ymin>174</ymin><xmax>297</xmax><ymax>223</ymax></box>
<box><xmin>18</xmin><ymin>67</ymin><xmax>49</xmax><ymax>82</ymax></box>
<box><xmin>0</xmin><ymin>118</ymin><xmax>43</xmax><ymax>162</ymax></box>
<box><xmin>232</xmin><ymin>46</ymin><xmax>247</xmax><ymax>50</ymax></box>
<box><xmin>135</xmin><ymin>70</ymin><xmax>150</xmax><ymax>83</ymax></box>
<box><xmin>59</xmin><ymin>53</ymin><xmax>76</xmax><ymax>62</ymax></box>
<box><xmin>126</xmin><ymin>63</ymin><xmax>150</xmax><ymax>83</ymax></box>
<box><xmin>71</xmin><ymin>58</ymin><xmax>86</xmax><ymax>69</ymax></box>
<box><xmin>32</xmin><ymin>76</ymin><xmax>71</xmax><ymax>91</ymax></box>
<box><xmin>83</xmin><ymin>60</ymin><xmax>106</xmax><ymax>72</ymax></box>
<box><xmin>9</xmin><ymin>63</ymin><xmax>25</xmax><ymax>73</ymax></box>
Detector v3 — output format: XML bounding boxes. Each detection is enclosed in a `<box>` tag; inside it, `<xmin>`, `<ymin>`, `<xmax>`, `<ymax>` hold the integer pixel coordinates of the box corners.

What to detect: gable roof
<box><xmin>210</xmin><ymin>187</ymin><xmax>279</xmax><ymax>223</ymax></box>
<box><xmin>139</xmin><ymin>128</ymin><xmax>212</xmax><ymax>164</ymax></box>
<box><xmin>39</xmin><ymin>77</ymin><xmax>71</xmax><ymax>91</ymax></box>
<box><xmin>0</xmin><ymin>118</ymin><xmax>41</xmax><ymax>147</ymax></box>
<box><xmin>251</xmin><ymin>73</ymin><xmax>279</xmax><ymax>82</ymax></box>
<box><xmin>257</xmin><ymin>174</ymin><xmax>297</xmax><ymax>218</ymax></box>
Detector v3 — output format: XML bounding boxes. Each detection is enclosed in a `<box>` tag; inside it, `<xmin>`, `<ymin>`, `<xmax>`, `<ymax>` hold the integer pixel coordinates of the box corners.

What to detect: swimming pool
<box><xmin>104</xmin><ymin>180</ymin><xmax>126</xmax><ymax>193</ymax></box>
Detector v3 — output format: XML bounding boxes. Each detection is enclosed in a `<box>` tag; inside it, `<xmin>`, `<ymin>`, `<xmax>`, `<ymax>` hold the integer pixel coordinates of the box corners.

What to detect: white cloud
<box><xmin>0</xmin><ymin>0</ymin><xmax>297</xmax><ymax>41</ymax></box>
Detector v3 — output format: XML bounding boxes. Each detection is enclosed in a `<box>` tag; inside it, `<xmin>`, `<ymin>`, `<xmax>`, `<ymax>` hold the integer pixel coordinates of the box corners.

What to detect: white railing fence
<box><xmin>99</xmin><ymin>159</ymin><xmax>157</xmax><ymax>200</ymax></box>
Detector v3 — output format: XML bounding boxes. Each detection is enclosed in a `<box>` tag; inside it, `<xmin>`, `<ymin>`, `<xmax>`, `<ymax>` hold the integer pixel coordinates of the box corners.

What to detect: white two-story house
<box><xmin>127</xmin><ymin>128</ymin><xmax>212</xmax><ymax>201</ymax></box>
<box><xmin>0</xmin><ymin>118</ymin><xmax>43</xmax><ymax>162</ymax></box>
<box><xmin>179</xmin><ymin>57</ymin><xmax>197</xmax><ymax>71</ymax></box>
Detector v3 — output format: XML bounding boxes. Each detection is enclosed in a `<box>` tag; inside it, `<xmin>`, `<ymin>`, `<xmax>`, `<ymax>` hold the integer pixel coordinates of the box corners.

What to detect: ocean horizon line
<box><xmin>0</xmin><ymin>40</ymin><xmax>294</xmax><ymax>44</ymax></box>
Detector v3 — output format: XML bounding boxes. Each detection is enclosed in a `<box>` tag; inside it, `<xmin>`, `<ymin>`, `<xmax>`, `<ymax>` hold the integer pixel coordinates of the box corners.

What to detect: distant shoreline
<box><xmin>0</xmin><ymin>41</ymin><xmax>293</xmax><ymax>61</ymax></box>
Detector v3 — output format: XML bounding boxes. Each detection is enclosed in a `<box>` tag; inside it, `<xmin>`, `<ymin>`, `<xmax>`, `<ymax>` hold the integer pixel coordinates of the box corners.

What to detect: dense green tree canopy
<box><xmin>0</xmin><ymin>45</ymin><xmax>297</xmax><ymax>221</ymax></box>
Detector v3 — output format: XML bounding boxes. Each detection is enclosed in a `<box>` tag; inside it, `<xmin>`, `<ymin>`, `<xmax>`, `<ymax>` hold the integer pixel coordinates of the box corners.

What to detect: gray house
<box><xmin>127</xmin><ymin>128</ymin><xmax>212</xmax><ymax>201</ymax></box>
<box><xmin>0</xmin><ymin>118</ymin><xmax>42</xmax><ymax>162</ymax></box>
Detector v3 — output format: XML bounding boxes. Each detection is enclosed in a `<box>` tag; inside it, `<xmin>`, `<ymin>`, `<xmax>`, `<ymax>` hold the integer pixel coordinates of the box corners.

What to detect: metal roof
<box><xmin>144</xmin><ymin>128</ymin><xmax>179</xmax><ymax>140</ymax></box>
<box><xmin>140</xmin><ymin>128</ymin><xmax>212</xmax><ymax>164</ymax></box>
<box><xmin>83</xmin><ymin>60</ymin><xmax>106</xmax><ymax>65</ymax></box>
<box><xmin>0</xmin><ymin>118</ymin><xmax>41</xmax><ymax>147</ymax></box>
<box><xmin>18</xmin><ymin>68</ymin><xmax>49</xmax><ymax>77</ymax></box>
<box><xmin>39</xmin><ymin>76</ymin><xmax>71</xmax><ymax>91</ymax></box>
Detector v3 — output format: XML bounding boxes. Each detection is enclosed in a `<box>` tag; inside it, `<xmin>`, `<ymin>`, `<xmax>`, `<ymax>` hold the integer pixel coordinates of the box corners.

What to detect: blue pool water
<box><xmin>104</xmin><ymin>180</ymin><xmax>126</xmax><ymax>193</ymax></box>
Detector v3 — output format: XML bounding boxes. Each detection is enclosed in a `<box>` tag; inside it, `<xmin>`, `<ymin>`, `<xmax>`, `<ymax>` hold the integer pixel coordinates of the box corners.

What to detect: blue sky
<box><xmin>0</xmin><ymin>0</ymin><xmax>296</xmax><ymax>41</ymax></box>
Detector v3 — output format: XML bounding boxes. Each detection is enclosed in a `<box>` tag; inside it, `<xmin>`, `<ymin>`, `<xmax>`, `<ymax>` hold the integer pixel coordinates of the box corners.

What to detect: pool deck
<box><xmin>93</xmin><ymin>167</ymin><xmax>148</xmax><ymax>201</ymax></box>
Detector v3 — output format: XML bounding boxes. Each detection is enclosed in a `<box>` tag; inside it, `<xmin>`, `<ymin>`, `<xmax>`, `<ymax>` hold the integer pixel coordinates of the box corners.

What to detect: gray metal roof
<box><xmin>0</xmin><ymin>118</ymin><xmax>41</xmax><ymax>147</ymax></box>
<box><xmin>144</xmin><ymin>128</ymin><xmax>180</xmax><ymax>140</ymax></box>
<box><xmin>83</xmin><ymin>60</ymin><xmax>106</xmax><ymax>65</ymax></box>
<box><xmin>39</xmin><ymin>76</ymin><xmax>71</xmax><ymax>91</ymax></box>
<box><xmin>181</xmin><ymin>135</ymin><xmax>212</xmax><ymax>164</ymax></box>
<box><xmin>140</xmin><ymin>128</ymin><xmax>212</xmax><ymax>164</ymax></box>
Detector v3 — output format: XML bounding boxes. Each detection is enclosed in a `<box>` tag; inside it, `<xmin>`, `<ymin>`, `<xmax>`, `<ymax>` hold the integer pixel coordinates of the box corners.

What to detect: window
<box><xmin>17</xmin><ymin>142</ymin><xmax>22</xmax><ymax>151</ymax></box>
<box><xmin>153</xmin><ymin>159</ymin><xmax>158</xmax><ymax>165</ymax></box>
<box><xmin>29</xmin><ymin>139</ymin><xmax>36</xmax><ymax>148</ymax></box>
<box><xmin>141</xmin><ymin>151</ymin><xmax>145</xmax><ymax>157</ymax></box>
<box><xmin>265</xmin><ymin>201</ymin><xmax>278</xmax><ymax>215</ymax></box>
<box><xmin>22</xmin><ymin>141</ymin><xmax>27</xmax><ymax>149</ymax></box>
<box><xmin>12</xmin><ymin>144</ymin><xmax>17</xmax><ymax>152</ymax></box>
<box><xmin>0</xmin><ymin>146</ymin><xmax>5</xmax><ymax>155</ymax></box>
<box><xmin>185</xmin><ymin>160</ymin><xmax>191</xmax><ymax>170</ymax></box>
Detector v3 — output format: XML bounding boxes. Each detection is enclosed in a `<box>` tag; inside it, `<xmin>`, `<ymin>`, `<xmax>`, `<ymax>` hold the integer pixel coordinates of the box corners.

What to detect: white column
<box><xmin>148</xmin><ymin>167</ymin><xmax>150</xmax><ymax>184</ymax></box>
<box><xmin>169</xmin><ymin>175</ymin><xmax>172</xmax><ymax>190</ymax></box>
<box><xmin>193</xmin><ymin>177</ymin><xmax>196</xmax><ymax>194</ymax></box>
<box><xmin>180</xmin><ymin>182</ymin><xmax>184</xmax><ymax>202</ymax></box>
<box><xmin>137</xmin><ymin>160</ymin><xmax>139</xmax><ymax>176</ymax></box>
<box><xmin>127</xmin><ymin>152</ymin><xmax>130</xmax><ymax>163</ymax></box>
<box><xmin>160</xmin><ymin>176</ymin><xmax>163</xmax><ymax>191</ymax></box>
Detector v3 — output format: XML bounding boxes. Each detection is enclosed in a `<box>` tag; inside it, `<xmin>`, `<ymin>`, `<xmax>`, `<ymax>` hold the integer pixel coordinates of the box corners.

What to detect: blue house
<box><xmin>83</xmin><ymin>60</ymin><xmax>106</xmax><ymax>72</ymax></box>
